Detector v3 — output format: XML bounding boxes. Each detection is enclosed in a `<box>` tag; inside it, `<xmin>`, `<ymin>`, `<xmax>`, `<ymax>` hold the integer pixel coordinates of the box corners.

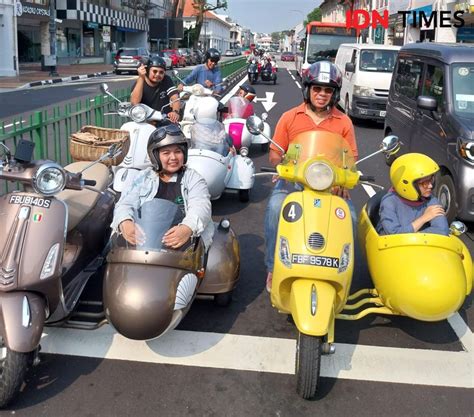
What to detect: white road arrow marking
<box><xmin>255</xmin><ymin>92</ymin><xmax>277</xmax><ymax>112</ymax></box>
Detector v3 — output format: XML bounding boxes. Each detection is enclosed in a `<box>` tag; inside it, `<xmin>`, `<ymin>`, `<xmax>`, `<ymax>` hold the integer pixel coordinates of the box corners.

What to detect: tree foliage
<box><xmin>121</xmin><ymin>0</ymin><xmax>157</xmax><ymax>17</ymax></box>
<box><xmin>303</xmin><ymin>7</ymin><xmax>321</xmax><ymax>25</ymax></box>
<box><xmin>191</xmin><ymin>1</ymin><xmax>228</xmax><ymax>49</ymax></box>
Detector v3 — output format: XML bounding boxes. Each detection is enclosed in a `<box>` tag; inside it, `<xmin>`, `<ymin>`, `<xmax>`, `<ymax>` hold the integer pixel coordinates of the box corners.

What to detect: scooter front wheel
<box><xmin>295</xmin><ymin>332</ymin><xmax>322</xmax><ymax>400</ymax></box>
<box><xmin>0</xmin><ymin>344</ymin><xmax>32</xmax><ymax>408</ymax></box>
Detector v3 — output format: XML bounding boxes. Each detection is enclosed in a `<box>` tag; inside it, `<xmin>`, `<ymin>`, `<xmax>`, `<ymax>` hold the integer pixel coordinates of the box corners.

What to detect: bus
<box><xmin>295</xmin><ymin>22</ymin><xmax>357</xmax><ymax>77</ymax></box>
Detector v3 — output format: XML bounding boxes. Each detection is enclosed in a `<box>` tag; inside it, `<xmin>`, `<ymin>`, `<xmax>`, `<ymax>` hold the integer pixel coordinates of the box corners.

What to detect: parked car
<box><xmin>163</xmin><ymin>49</ymin><xmax>186</xmax><ymax>67</ymax></box>
<box><xmin>384</xmin><ymin>42</ymin><xmax>474</xmax><ymax>222</ymax></box>
<box><xmin>113</xmin><ymin>47</ymin><xmax>150</xmax><ymax>74</ymax></box>
<box><xmin>151</xmin><ymin>51</ymin><xmax>173</xmax><ymax>69</ymax></box>
<box><xmin>192</xmin><ymin>49</ymin><xmax>204</xmax><ymax>64</ymax></box>
<box><xmin>280</xmin><ymin>51</ymin><xmax>295</xmax><ymax>62</ymax></box>
<box><xmin>335</xmin><ymin>43</ymin><xmax>400</xmax><ymax>121</ymax></box>
<box><xmin>178</xmin><ymin>48</ymin><xmax>194</xmax><ymax>65</ymax></box>
<box><xmin>225</xmin><ymin>49</ymin><xmax>235</xmax><ymax>57</ymax></box>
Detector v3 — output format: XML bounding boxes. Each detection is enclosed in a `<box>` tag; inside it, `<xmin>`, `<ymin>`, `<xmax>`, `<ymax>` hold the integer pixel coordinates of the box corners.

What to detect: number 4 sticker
<box><xmin>283</xmin><ymin>202</ymin><xmax>302</xmax><ymax>223</ymax></box>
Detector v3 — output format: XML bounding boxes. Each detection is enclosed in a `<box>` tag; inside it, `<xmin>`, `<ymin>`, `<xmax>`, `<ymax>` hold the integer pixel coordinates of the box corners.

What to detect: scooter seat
<box><xmin>57</xmin><ymin>162</ymin><xmax>111</xmax><ymax>232</ymax></box>
<box><xmin>366</xmin><ymin>190</ymin><xmax>387</xmax><ymax>228</ymax></box>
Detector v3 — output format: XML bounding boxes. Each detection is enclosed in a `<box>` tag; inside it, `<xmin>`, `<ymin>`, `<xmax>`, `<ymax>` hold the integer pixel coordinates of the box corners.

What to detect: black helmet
<box><xmin>302</xmin><ymin>61</ymin><xmax>342</xmax><ymax>107</ymax></box>
<box><xmin>240</xmin><ymin>84</ymin><xmax>256</xmax><ymax>102</ymax></box>
<box><xmin>205</xmin><ymin>48</ymin><xmax>221</xmax><ymax>63</ymax></box>
<box><xmin>146</xmin><ymin>56</ymin><xmax>167</xmax><ymax>75</ymax></box>
<box><xmin>147</xmin><ymin>124</ymin><xmax>188</xmax><ymax>171</ymax></box>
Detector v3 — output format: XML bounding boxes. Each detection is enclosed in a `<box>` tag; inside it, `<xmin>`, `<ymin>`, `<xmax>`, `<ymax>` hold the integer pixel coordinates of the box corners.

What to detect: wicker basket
<box><xmin>69</xmin><ymin>125</ymin><xmax>130</xmax><ymax>166</ymax></box>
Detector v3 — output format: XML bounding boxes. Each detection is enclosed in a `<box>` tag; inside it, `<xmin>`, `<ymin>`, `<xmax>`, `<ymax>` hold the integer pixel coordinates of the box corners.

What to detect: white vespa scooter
<box><xmin>187</xmin><ymin>105</ymin><xmax>255</xmax><ymax>202</ymax></box>
<box><xmin>100</xmin><ymin>83</ymin><xmax>175</xmax><ymax>192</ymax></box>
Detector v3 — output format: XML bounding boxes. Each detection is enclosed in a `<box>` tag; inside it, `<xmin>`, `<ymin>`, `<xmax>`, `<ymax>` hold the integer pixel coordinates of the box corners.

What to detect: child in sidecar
<box><xmin>376</xmin><ymin>153</ymin><xmax>449</xmax><ymax>236</ymax></box>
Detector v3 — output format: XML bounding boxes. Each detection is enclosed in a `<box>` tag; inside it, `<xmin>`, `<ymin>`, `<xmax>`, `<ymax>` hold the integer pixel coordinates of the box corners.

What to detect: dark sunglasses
<box><xmin>209</xmin><ymin>59</ymin><xmax>219</xmax><ymax>64</ymax></box>
<box><xmin>311</xmin><ymin>85</ymin><xmax>335</xmax><ymax>95</ymax></box>
<box><xmin>150</xmin><ymin>68</ymin><xmax>165</xmax><ymax>75</ymax></box>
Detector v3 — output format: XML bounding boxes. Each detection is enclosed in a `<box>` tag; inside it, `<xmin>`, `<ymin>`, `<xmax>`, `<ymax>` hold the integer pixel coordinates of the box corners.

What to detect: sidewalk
<box><xmin>0</xmin><ymin>63</ymin><xmax>114</xmax><ymax>90</ymax></box>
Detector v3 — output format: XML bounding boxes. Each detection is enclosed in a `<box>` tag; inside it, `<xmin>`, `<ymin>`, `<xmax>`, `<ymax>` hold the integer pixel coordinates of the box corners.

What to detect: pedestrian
<box><xmin>130</xmin><ymin>56</ymin><xmax>181</xmax><ymax>123</ymax></box>
<box><xmin>264</xmin><ymin>61</ymin><xmax>358</xmax><ymax>292</ymax></box>
<box><xmin>178</xmin><ymin>48</ymin><xmax>223</xmax><ymax>94</ymax></box>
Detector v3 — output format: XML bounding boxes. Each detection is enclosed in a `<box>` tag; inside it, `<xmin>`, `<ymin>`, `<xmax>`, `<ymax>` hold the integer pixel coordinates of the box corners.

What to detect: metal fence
<box><xmin>0</xmin><ymin>57</ymin><xmax>247</xmax><ymax>194</ymax></box>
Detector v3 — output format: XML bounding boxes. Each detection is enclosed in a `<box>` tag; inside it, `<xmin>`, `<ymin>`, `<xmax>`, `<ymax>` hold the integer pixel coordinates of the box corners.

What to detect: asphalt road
<box><xmin>0</xmin><ymin>61</ymin><xmax>472</xmax><ymax>417</ymax></box>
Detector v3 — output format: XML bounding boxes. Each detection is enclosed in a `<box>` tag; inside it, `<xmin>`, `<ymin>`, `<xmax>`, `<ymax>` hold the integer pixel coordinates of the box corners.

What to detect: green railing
<box><xmin>0</xmin><ymin>57</ymin><xmax>248</xmax><ymax>195</ymax></box>
<box><xmin>172</xmin><ymin>57</ymin><xmax>247</xmax><ymax>81</ymax></box>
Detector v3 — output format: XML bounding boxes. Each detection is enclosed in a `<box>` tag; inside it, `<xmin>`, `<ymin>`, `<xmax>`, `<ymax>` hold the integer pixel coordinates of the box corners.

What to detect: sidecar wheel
<box><xmin>0</xmin><ymin>344</ymin><xmax>32</xmax><ymax>408</ymax></box>
<box><xmin>214</xmin><ymin>291</ymin><xmax>233</xmax><ymax>307</ymax></box>
<box><xmin>239</xmin><ymin>189</ymin><xmax>250</xmax><ymax>202</ymax></box>
<box><xmin>295</xmin><ymin>332</ymin><xmax>322</xmax><ymax>400</ymax></box>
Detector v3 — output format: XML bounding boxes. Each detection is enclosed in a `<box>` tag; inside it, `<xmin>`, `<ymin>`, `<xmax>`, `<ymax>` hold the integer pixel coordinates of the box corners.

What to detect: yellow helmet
<box><xmin>390</xmin><ymin>153</ymin><xmax>440</xmax><ymax>201</ymax></box>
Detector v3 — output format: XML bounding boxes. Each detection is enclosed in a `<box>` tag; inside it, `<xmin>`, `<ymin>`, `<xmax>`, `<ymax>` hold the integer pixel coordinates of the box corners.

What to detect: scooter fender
<box><xmin>289</xmin><ymin>280</ymin><xmax>335</xmax><ymax>337</ymax></box>
<box><xmin>113</xmin><ymin>121</ymin><xmax>154</xmax><ymax>192</ymax></box>
<box><xmin>0</xmin><ymin>292</ymin><xmax>46</xmax><ymax>352</ymax></box>
<box><xmin>226</xmin><ymin>155</ymin><xmax>255</xmax><ymax>190</ymax></box>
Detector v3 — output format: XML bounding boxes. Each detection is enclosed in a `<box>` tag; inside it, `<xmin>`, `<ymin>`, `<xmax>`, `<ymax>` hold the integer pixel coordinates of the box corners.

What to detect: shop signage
<box><xmin>15</xmin><ymin>1</ymin><xmax>50</xmax><ymax>17</ymax></box>
<box><xmin>102</xmin><ymin>25</ymin><xmax>111</xmax><ymax>42</ymax></box>
<box><xmin>86</xmin><ymin>22</ymin><xmax>99</xmax><ymax>29</ymax></box>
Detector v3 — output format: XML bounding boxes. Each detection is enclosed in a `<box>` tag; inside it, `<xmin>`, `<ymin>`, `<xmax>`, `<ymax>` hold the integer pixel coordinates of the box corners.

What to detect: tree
<box><xmin>271</xmin><ymin>32</ymin><xmax>282</xmax><ymax>43</ymax></box>
<box><xmin>121</xmin><ymin>0</ymin><xmax>157</xmax><ymax>17</ymax></box>
<box><xmin>190</xmin><ymin>1</ymin><xmax>228</xmax><ymax>48</ymax></box>
<box><xmin>304</xmin><ymin>7</ymin><xmax>322</xmax><ymax>25</ymax></box>
<box><xmin>171</xmin><ymin>0</ymin><xmax>185</xmax><ymax>18</ymax></box>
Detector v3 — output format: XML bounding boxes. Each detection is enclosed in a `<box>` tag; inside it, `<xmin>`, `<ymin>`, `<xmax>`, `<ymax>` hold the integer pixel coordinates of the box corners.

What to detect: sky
<box><xmin>224</xmin><ymin>0</ymin><xmax>322</xmax><ymax>34</ymax></box>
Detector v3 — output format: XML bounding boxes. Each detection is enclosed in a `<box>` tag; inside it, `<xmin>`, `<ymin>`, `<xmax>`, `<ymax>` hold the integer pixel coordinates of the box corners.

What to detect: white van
<box><xmin>335</xmin><ymin>44</ymin><xmax>400</xmax><ymax>121</ymax></box>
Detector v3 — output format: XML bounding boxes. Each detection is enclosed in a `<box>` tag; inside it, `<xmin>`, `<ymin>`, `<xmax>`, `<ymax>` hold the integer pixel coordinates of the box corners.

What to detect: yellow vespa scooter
<box><xmin>247</xmin><ymin>116</ymin><xmax>399</xmax><ymax>399</ymax></box>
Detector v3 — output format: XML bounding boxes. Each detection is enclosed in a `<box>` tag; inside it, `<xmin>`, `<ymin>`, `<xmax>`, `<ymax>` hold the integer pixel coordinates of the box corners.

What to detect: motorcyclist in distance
<box><xmin>178</xmin><ymin>48</ymin><xmax>223</xmax><ymax>95</ymax></box>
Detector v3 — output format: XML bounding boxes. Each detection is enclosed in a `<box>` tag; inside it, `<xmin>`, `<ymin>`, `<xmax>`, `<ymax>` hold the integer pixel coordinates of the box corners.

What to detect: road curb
<box><xmin>19</xmin><ymin>71</ymin><xmax>114</xmax><ymax>90</ymax></box>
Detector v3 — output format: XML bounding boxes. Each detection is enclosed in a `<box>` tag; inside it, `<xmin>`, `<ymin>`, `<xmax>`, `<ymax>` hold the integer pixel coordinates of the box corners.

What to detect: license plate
<box><xmin>380</xmin><ymin>111</ymin><xmax>386</xmax><ymax>117</ymax></box>
<box><xmin>122</xmin><ymin>59</ymin><xmax>133</xmax><ymax>63</ymax></box>
<box><xmin>291</xmin><ymin>253</ymin><xmax>339</xmax><ymax>268</ymax></box>
<box><xmin>9</xmin><ymin>194</ymin><xmax>52</xmax><ymax>209</ymax></box>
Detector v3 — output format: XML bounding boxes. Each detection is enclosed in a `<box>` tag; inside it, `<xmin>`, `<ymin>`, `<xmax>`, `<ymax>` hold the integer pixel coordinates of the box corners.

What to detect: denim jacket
<box><xmin>111</xmin><ymin>167</ymin><xmax>214</xmax><ymax>249</ymax></box>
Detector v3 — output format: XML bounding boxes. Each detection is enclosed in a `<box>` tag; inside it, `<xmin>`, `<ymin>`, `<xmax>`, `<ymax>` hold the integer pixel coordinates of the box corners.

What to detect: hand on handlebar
<box><xmin>332</xmin><ymin>186</ymin><xmax>350</xmax><ymax>199</ymax></box>
<box><xmin>177</xmin><ymin>83</ymin><xmax>184</xmax><ymax>92</ymax></box>
<box><xmin>204</xmin><ymin>80</ymin><xmax>214</xmax><ymax>88</ymax></box>
<box><xmin>167</xmin><ymin>111</ymin><xmax>180</xmax><ymax>123</ymax></box>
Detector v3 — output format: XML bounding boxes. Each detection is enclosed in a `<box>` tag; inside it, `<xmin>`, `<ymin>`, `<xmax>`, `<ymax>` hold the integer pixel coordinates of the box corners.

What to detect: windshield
<box><xmin>359</xmin><ymin>49</ymin><xmax>398</xmax><ymax>72</ymax></box>
<box><xmin>227</xmin><ymin>97</ymin><xmax>251</xmax><ymax>118</ymax></box>
<box><xmin>307</xmin><ymin>34</ymin><xmax>357</xmax><ymax>63</ymax></box>
<box><xmin>111</xmin><ymin>199</ymin><xmax>191</xmax><ymax>252</ymax></box>
<box><xmin>452</xmin><ymin>63</ymin><xmax>474</xmax><ymax>117</ymax></box>
<box><xmin>283</xmin><ymin>131</ymin><xmax>357</xmax><ymax>172</ymax></box>
<box><xmin>190</xmin><ymin>119</ymin><xmax>229</xmax><ymax>156</ymax></box>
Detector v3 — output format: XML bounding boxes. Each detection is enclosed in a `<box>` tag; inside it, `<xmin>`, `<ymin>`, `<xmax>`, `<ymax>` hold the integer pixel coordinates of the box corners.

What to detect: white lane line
<box><xmin>447</xmin><ymin>312</ymin><xmax>473</xmax><ymax>352</ymax></box>
<box><xmin>295</xmin><ymin>81</ymin><xmax>301</xmax><ymax>89</ymax></box>
<box><xmin>221</xmin><ymin>76</ymin><xmax>248</xmax><ymax>104</ymax></box>
<box><xmin>41</xmin><ymin>326</ymin><xmax>473</xmax><ymax>388</ymax></box>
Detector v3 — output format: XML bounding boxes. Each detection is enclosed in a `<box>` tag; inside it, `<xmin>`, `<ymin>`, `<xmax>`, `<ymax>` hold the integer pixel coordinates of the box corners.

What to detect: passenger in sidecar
<box><xmin>376</xmin><ymin>153</ymin><xmax>449</xmax><ymax>236</ymax></box>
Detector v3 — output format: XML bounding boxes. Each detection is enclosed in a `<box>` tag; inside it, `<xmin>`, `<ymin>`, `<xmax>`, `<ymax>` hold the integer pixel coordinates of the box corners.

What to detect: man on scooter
<box><xmin>111</xmin><ymin>124</ymin><xmax>214</xmax><ymax>249</ymax></box>
<box><xmin>131</xmin><ymin>56</ymin><xmax>181</xmax><ymax>123</ymax></box>
<box><xmin>377</xmin><ymin>153</ymin><xmax>449</xmax><ymax>236</ymax></box>
<box><xmin>177</xmin><ymin>48</ymin><xmax>223</xmax><ymax>94</ymax></box>
<box><xmin>263</xmin><ymin>61</ymin><xmax>358</xmax><ymax>292</ymax></box>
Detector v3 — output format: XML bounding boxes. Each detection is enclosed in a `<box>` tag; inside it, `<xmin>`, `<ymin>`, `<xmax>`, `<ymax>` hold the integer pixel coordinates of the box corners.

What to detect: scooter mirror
<box><xmin>246</xmin><ymin>115</ymin><xmax>264</xmax><ymax>135</ymax></box>
<box><xmin>450</xmin><ymin>221</ymin><xmax>467</xmax><ymax>236</ymax></box>
<box><xmin>382</xmin><ymin>135</ymin><xmax>400</xmax><ymax>155</ymax></box>
<box><xmin>261</xmin><ymin>113</ymin><xmax>268</xmax><ymax>122</ymax></box>
<box><xmin>100</xmin><ymin>83</ymin><xmax>110</xmax><ymax>95</ymax></box>
<box><xmin>172</xmin><ymin>69</ymin><xmax>179</xmax><ymax>77</ymax></box>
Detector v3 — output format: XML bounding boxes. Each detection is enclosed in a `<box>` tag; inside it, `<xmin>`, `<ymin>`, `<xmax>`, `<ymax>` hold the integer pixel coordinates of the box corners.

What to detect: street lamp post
<box><xmin>48</xmin><ymin>0</ymin><xmax>58</xmax><ymax>76</ymax></box>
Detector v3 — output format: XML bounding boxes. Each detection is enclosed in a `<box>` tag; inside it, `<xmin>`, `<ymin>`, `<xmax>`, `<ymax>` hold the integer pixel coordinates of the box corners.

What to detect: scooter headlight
<box><xmin>130</xmin><ymin>104</ymin><xmax>148</xmax><ymax>122</ymax></box>
<box><xmin>33</xmin><ymin>163</ymin><xmax>66</xmax><ymax>196</ymax></box>
<box><xmin>304</xmin><ymin>162</ymin><xmax>334</xmax><ymax>191</ymax></box>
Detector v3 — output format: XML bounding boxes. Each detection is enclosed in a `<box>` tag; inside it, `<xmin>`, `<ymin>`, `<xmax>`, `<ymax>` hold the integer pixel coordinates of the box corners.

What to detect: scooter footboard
<box><xmin>0</xmin><ymin>292</ymin><xmax>46</xmax><ymax>352</ymax></box>
<box><xmin>290</xmin><ymin>280</ymin><xmax>335</xmax><ymax>337</ymax></box>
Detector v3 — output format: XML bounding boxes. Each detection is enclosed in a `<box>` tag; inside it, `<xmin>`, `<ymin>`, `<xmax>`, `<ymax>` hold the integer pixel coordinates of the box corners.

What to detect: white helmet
<box><xmin>193</xmin><ymin>96</ymin><xmax>219</xmax><ymax>123</ymax></box>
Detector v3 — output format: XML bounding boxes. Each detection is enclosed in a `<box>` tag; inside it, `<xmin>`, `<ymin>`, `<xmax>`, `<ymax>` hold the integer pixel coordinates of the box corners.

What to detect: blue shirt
<box><xmin>183</xmin><ymin>64</ymin><xmax>223</xmax><ymax>93</ymax></box>
<box><xmin>376</xmin><ymin>192</ymin><xmax>449</xmax><ymax>236</ymax></box>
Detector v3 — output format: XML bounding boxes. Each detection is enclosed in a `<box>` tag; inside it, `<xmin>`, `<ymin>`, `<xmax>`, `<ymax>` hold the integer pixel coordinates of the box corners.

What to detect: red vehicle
<box><xmin>280</xmin><ymin>51</ymin><xmax>295</xmax><ymax>62</ymax></box>
<box><xmin>163</xmin><ymin>49</ymin><xmax>186</xmax><ymax>67</ymax></box>
<box><xmin>295</xmin><ymin>22</ymin><xmax>356</xmax><ymax>77</ymax></box>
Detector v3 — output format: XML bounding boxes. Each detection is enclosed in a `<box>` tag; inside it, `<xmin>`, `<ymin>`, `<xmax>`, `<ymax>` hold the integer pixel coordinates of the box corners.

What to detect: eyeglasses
<box><xmin>209</xmin><ymin>59</ymin><xmax>219</xmax><ymax>64</ymax></box>
<box><xmin>417</xmin><ymin>175</ymin><xmax>435</xmax><ymax>188</ymax></box>
<box><xmin>311</xmin><ymin>85</ymin><xmax>335</xmax><ymax>95</ymax></box>
<box><xmin>150</xmin><ymin>69</ymin><xmax>165</xmax><ymax>75</ymax></box>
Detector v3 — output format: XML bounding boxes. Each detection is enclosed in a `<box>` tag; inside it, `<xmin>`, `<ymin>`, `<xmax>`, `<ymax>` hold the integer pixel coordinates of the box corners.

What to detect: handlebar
<box><xmin>82</xmin><ymin>179</ymin><xmax>97</xmax><ymax>186</ymax></box>
<box><xmin>359</xmin><ymin>175</ymin><xmax>375</xmax><ymax>182</ymax></box>
<box><xmin>261</xmin><ymin>166</ymin><xmax>277</xmax><ymax>173</ymax></box>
